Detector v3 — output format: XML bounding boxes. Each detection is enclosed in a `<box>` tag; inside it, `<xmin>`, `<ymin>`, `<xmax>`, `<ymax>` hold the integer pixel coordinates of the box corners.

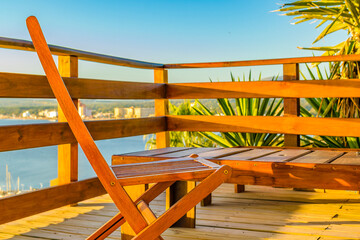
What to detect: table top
<box><xmin>112</xmin><ymin>147</ymin><xmax>360</xmax><ymax>165</ymax></box>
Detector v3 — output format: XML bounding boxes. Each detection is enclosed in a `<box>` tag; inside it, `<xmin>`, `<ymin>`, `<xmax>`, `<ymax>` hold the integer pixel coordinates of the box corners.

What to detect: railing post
<box><xmin>52</xmin><ymin>56</ymin><xmax>79</xmax><ymax>186</ymax></box>
<box><xmin>154</xmin><ymin>69</ymin><xmax>170</xmax><ymax>148</ymax></box>
<box><xmin>157</xmin><ymin>69</ymin><xmax>196</xmax><ymax>228</ymax></box>
<box><xmin>283</xmin><ymin>63</ymin><xmax>300</xmax><ymax>147</ymax></box>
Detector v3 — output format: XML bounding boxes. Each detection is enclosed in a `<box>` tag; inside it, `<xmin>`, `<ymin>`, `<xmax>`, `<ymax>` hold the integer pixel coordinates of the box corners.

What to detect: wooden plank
<box><xmin>216</xmin><ymin>149</ymin><xmax>279</xmax><ymax>160</ymax></box>
<box><xmin>57</xmin><ymin>55</ymin><xmax>78</xmax><ymax>185</ymax></box>
<box><xmin>330</xmin><ymin>151</ymin><xmax>360</xmax><ymax>165</ymax></box>
<box><xmin>167</xmin><ymin>79</ymin><xmax>360</xmax><ymax>99</ymax></box>
<box><xmin>0</xmin><ymin>37</ymin><xmax>163</xmax><ymax>69</ymax></box>
<box><xmin>0</xmin><ymin>177</ymin><xmax>105</xmax><ymax>225</ymax></box>
<box><xmin>0</xmin><ymin>72</ymin><xmax>165</xmax><ymax>99</ymax></box>
<box><xmin>155</xmin><ymin>147</ymin><xmax>219</xmax><ymax>158</ymax></box>
<box><xmin>164</xmin><ymin>54</ymin><xmax>360</xmax><ymax>69</ymax></box>
<box><xmin>253</xmin><ymin>149</ymin><xmax>311</xmax><ymax>162</ymax></box>
<box><xmin>0</xmin><ymin>117</ymin><xmax>165</xmax><ymax>152</ymax></box>
<box><xmin>217</xmin><ymin>160</ymin><xmax>360</xmax><ymax>190</ymax></box>
<box><xmin>167</xmin><ymin>115</ymin><xmax>360</xmax><ymax>137</ymax></box>
<box><xmin>291</xmin><ymin>150</ymin><xmax>345</xmax><ymax>163</ymax></box>
<box><xmin>283</xmin><ymin>63</ymin><xmax>300</xmax><ymax>147</ymax></box>
<box><xmin>198</xmin><ymin>147</ymin><xmax>252</xmax><ymax>158</ymax></box>
<box><xmin>114</xmin><ymin>147</ymin><xmax>191</xmax><ymax>157</ymax></box>
<box><xmin>112</xmin><ymin>159</ymin><xmax>207</xmax><ymax>178</ymax></box>
<box><xmin>236</xmin><ymin>145</ymin><xmax>360</xmax><ymax>152</ymax></box>
<box><xmin>117</xmin><ymin>168</ymin><xmax>215</xmax><ymax>186</ymax></box>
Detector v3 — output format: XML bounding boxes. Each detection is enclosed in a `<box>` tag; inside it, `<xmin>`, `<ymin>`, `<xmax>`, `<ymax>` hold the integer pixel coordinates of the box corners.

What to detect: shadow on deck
<box><xmin>1</xmin><ymin>184</ymin><xmax>360</xmax><ymax>240</ymax></box>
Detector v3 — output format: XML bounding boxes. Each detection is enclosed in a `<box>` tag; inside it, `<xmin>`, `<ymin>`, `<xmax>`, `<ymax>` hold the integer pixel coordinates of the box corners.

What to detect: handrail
<box><xmin>164</xmin><ymin>54</ymin><xmax>360</xmax><ymax>69</ymax></box>
<box><xmin>0</xmin><ymin>37</ymin><xmax>164</xmax><ymax>69</ymax></box>
<box><xmin>3</xmin><ymin>37</ymin><xmax>360</xmax><ymax>70</ymax></box>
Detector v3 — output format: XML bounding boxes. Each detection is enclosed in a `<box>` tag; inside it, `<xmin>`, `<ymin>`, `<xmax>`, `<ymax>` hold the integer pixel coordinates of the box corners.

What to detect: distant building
<box><xmin>38</xmin><ymin>109</ymin><xmax>58</xmax><ymax>118</ymax></box>
<box><xmin>124</xmin><ymin>106</ymin><xmax>140</xmax><ymax>118</ymax></box>
<box><xmin>39</xmin><ymin>110</ymin><xmax>57</xmax><ymax>118</ymax></box>
<box><xmin>22</xmin><ymin>111</ymin><xmax>30</xmax><ymax>118</ymax></box>
<box><xmin>114</xmin><ymin>107</ymin><xmax>154</xmax><ymax>119</ymax></box>
<box><xmin>114</xmin><ymin>107</ymin><xmax>125</xmax><ymax>119</ymax></box>
<box><xmin>78</xmin><ymin>102</ymin><xmax>92</xmax><ymax>118</ymax></box>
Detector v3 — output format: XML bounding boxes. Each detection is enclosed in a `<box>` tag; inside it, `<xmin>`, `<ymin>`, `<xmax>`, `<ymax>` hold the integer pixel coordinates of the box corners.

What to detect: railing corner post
<box><xmin>56</xmin><ymin>55</ymin><xmax>79</xmax><ymax>186</ymax></box>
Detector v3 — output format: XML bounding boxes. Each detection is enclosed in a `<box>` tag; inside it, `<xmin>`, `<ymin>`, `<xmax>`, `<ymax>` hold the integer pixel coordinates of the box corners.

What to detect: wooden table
<box><xmin>112</xmin><ymin>147</ymin><xmax>360</xmax><ymax>190</ymax></box>
<box><xmin>113</xmin><ymin>146</ymin><xmax>360</xmax><ymax>231</ymax></box>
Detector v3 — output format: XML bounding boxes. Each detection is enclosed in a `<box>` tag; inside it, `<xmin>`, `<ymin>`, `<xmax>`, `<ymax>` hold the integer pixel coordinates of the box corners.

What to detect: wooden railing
<box><xmin>1</xmin><ymin>36</ymin><xmax>360</xmax><ymax>225</ymax></box>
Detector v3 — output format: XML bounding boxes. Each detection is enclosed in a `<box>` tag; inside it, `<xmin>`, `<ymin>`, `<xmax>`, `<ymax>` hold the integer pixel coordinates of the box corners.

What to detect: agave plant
<box><xmin>190</xmin><ymin>73</ymin><xmax>284</xmax><ymax>148</ymax></box>
<box><xmin>144</xmin><ymin>100</ymin><xmax>216</xmax><ymax>149</ymax></box>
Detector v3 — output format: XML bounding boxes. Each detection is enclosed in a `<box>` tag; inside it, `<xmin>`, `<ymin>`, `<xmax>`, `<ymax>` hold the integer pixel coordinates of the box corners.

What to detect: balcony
<box><xmin>1</xmin><ymin>36</ymin><xmax>360</xmax><ymax>239</ymax></box>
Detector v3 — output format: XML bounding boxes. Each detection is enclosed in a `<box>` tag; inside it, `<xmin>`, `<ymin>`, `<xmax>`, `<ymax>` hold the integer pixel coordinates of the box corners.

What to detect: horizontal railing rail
<box><xmin>0</xmin><ymin>177</ymin><xmax>105</xmax><ymax>224</ymax></box>
<box><xmin>0</xmin><ymin>37</ymin><xmax>164</xmax><ymax>69</ymax></box>
<box><xmin>0</xmin><ymin>72</ymin><xmax>165</xmax><ymax>99</ymax></box>
<box><xmin>166</xmin><ymin>79</ymin><xmax>360</xmax><ymax>99</ymax></box>
<box><xmin>0</xmin><ymin>117</ymin><xmax>166</xmax><ymax>152</ymax></box>
<box><xmin>164</xmin><ymin>55</ymin><xmax>360</xmax><ymax>68</ymax></box>
<box><xmin>167</xmin><ymin>116</ymin><xmax>360</xmax><ymax>138</ymax></box>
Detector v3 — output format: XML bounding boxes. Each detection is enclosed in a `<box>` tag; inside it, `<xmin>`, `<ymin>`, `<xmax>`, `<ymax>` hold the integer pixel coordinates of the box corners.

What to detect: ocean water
<box><xmin>0</xmin><ymin>119</ymin><xmax>148</xmax><ymax>190</ymax></box>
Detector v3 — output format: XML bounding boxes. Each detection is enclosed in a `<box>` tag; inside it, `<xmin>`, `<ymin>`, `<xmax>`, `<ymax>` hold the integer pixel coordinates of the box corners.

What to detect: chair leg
<box><xmin>87</xmin><ymin>181</ymin><xmax>174</xmax><ymax>240</ymax></box>
<box><xmin>87</xmin><ymin>213</ymin><xmax>125</xmax><ymax>240</ymax></box>
<box><xmin>133</xmin><ymin>165</ymin><xmax>232</xmax><ymax>240</ymax></box>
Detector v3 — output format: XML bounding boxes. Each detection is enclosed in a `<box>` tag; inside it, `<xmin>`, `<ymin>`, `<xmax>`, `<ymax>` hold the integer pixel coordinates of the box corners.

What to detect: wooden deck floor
<box><xmin>1</xmin><ymin>184</ymin><xmax>360</xmax><ymax>240</ymax></box>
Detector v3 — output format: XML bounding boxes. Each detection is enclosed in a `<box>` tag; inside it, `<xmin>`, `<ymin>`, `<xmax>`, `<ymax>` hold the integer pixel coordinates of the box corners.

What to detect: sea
<box><xmin>0</xmin><ymin>119</ymin><xmax>148</xmax><ymax>191</ymax></box>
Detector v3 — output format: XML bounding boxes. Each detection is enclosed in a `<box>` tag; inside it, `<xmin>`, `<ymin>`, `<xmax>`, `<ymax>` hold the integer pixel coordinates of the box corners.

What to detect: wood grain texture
<box><xmin>166</xmin><ymin>79</ymin><xmax>360</xmax><ymax>99</ymax></box>
<box><xmin>57</xmin><ymin>55</ymin><xmax>79</xmax><ymax>185</ymax></box>
<box><xmin>167</xmin><ymin>115</ymin><xmax>360</xmax><ymax>137</ymax></box>
<box><xmin>0</xmin><ymin>37</ymin><xmax>163</xmax><ymax>69</ymax></box>
<box><xmin>290</xmin><ymin>150</ymin><xmax>344</xmax><ymax>163</ymax></box>
<box><xmin>0</xmin><ymin>72</ymin><xmax>165</xmax><ymax>99</ymax></box>
<box><xmin>331</xmin><ymin>151</ymin><xmax>360</xmax><ymax>165</ymax></box>
<box><xmin>283</xmin><ymin>63</ymin><xmax>300</xmax><ymax>147</ymax></box>
<box><xmin>0</xmin><ymin>117</ymin><xmax>166</xmax><ymax>152</ymax></box>
<box><xmin>219</xmin><ymin>160</ymin><xmax>360</xmax><ymax>190</ymax></box>
<box><xmin>164</xmin><ymin>54</ymin><xmax>360</xmax><ymax>69</ymax></box>
<box><xmin>218</xmin><ymin>149</ymin><xmax>281</xmax><ymax>160</ymax></box>
<box><xmin>0</xmin><ymin>177</ymin><xmax>105</xmax><ymax>225</ymax></box>
<box><xmin>252</xmin><ymin>149</ymin><xmax>311</xmax><ymax>162</ymax></box>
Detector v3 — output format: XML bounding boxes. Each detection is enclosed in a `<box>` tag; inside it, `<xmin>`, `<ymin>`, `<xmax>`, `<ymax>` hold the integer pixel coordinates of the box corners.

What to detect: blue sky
<box><xmin>0</xmin><ymin>0</ymin><xmax>348</xmax><ymax>82</ymax></box>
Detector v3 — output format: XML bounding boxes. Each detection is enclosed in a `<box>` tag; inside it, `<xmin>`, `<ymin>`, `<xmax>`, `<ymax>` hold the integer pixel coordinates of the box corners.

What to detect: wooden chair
<box><xmin>26</xmin><ymin>16</ymin><xmax>232</xmax><ymax>240</ymax></box>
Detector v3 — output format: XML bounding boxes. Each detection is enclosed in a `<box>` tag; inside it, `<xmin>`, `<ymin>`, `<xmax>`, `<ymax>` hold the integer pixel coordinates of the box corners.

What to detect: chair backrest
<box><xmin>26</xmin><ymin>16</ymin><xmax>149</xmax><ymax>232</ymax></box>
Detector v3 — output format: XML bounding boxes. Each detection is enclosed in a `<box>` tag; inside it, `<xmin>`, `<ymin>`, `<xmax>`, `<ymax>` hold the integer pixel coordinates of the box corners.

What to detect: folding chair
<box><xmin>26</xmin><ymin>16</ymin><xmax>232</xmax><ymax>240</ymax></box>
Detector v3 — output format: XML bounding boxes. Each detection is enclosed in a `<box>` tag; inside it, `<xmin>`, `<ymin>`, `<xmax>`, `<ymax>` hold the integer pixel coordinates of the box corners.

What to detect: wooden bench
<box><xmin>113</xmin><ymin>146</ymin><xmax>360</xmax><ymax>192</ymax></box>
